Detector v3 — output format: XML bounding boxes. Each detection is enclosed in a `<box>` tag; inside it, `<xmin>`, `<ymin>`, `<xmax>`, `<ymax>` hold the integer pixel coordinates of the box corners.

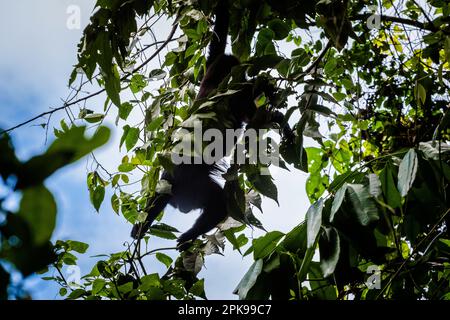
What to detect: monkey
<box><xmin>131</xmin><ymin>1</ymin><xmax>293</xmax><ymax>250</ymax></box>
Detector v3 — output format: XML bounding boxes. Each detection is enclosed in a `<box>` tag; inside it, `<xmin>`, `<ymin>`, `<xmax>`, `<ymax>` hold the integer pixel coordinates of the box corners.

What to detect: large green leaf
<box><xmin>125</xmin><ymin>127</ymin><xmax>140</xmax><ymax>151</ymax></box>
<box><xmin>330</xmin><ymin>183</ymin><xmax>347</xmax><ymax>222</ymax></box>
<box><xmin>233</xmin><ymin>259</ymin><xmax>264</xmax><ymax>300</ymax></box>
<box><xmin>308</xmin><ymin>262</ymin><xmax>337</xmax><ymax>299</ymax></box>
<box><xmin>298</xmin><ymin>238</ymin><xmax>317</xmax><ymax>282</ymax></box>
<box><xmin>280</xmin><ymin>135</ymin><xmax>308</xmax><ymax>172</ymax></box>
<box><xmin>346</xmin><ymin>184</ymin><xmax>379</xmax><ymax>226</ymax></box>
<box><xmin>379</xmin><ymin>163</ymin><xmax>402</xmax><ymax>208</ymax></box>
<box><xmin>319</xmin><ymin>227</ymin><xmax>340</xmax><ymax>277</ymax></box>
<box><xmin>18</xmin><ymin>185</ymin><xmax>57</xmax><ymax>246</ymax></box>
<box><xmin>90</xmin><ymin>186</ymin><xmax>105</xmax><ymax>212</ymax></box>
<box><xmin>282</xmin><ymin>222</ymin><xmax>307</xmax><ymax>255</ymax></box>
<box><xmin>253</xmin><ymin>231</ymin><xmax>284</xmax><ymax>260</ymax></box>
<box><xmin>155</xmin><ymin>252</ymin><xmax>173</xmax><ymax>268</ymax></box>
<box><xmin>268</xmin><ymin>19</ymin><xmax>290</xmax><ymax>40</ymax></box>
<box><xmin>306</xmin><ymin>198</ymin><xmax>324</xmax><ymax>248</ymax></box>
<box><xmin>246</xmin><ymin>170</ymin><xmax>278</xmax><ymax>204</ymax></box>
<box><xmin>104</xmin><ymin>67</ymin><xmax>121</xmax><ymax>107</ymax></box>
<box><xmin>397</xmin><ymin>149</ymin><xmax>418</xmax><ymax>197</ymax></box>
<box><xmin>66</xmin><ymin>240</ymin><xmax>89</xmax><ymax>254</ymax></box>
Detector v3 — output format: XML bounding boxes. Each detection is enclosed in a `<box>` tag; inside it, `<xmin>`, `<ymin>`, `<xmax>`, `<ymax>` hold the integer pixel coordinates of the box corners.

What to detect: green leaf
<box><xmin>282</xmin><ymin>222</ymin><xmax>307</xmax><ymax>255</ymax></box>
<box><xmin>276</xmin><ymin>58</ymin><xmax>290</xmax><ymax>77</ymax></box>
<box><xmin>189</xmin><ymin>279</ymin><xmax>206</xmax><ymax>299</ymax></box>
<box><xmin>162</xmin><ymin>279</ymin><xmax>185</xmax><ymax>299</ymax></box>
<box><xmin>67</xmin><ymin>240</ymin><xmax>89</xmax><ymax>254</ymax></box>
<box><xmin>139</xmin><ymin>273</ymin><xmax>161</xmax><ymax>291</ymax></box>
<box><xmin>330</xmin><ymin>183</ymin><xmax>347</xmax><ymax>222</ymax></box>
<box><xmin>104</xmin><ymin>66</ymin><xmax>121</xmax><ymax>107</ymax></box>
<box><xmin>280</xmin><ymin>135</ymin><xmax>308</xmax><ymax>172</ymax></box>
<box><xmin>379</xmin><ymin>163</ymin><xmax>402</xmax><ymax>208</ymax></box>
<box><xmin>223</xmin><ymin>229</ymin><xmax>243</xmax><ymax>253</ymax></box>
<box><xmin>119</xmin><ymin>102</ymin><xmax>134</xmax><ymax>120</ymax></box>
<box><xmin>309</xmin><ymin>104</ymin><xmax>337</xmax><ymax>117</ymax></box>
<box><xmin>67</xmin><ymin>289</ymin><xmax>86</xmax><ymax>300</ymax></box>
<box><xmin>256</xmin><ymin>28</ymin><xmax>275</xmax><ymax>56</ymax></box>
<box><xmin>328</xmin><ymin>170</ymin><xmax>361</xmax><ymax>193</ymax></box>
<box><xmin>149</xmin><ymin>69</ymin><xmax>167</xmax><ymax>80</ymax></box>
<box><xmin>148</xmin><ymin>227</ymin><xmax>177</xmax><ymax>240</ymax></box>
<box><xmin>92</xmin><ymin>278</ymin><xmax>106</xmax><ymax>295</ymax></box>
<box><xmin>146</xmin><ymin>287</ymin><xmax>165</xmax><ymax>300</ymax></box>
<box><xmin>346</xmin><ymin>184</ymin><xmax>379</xmax><ymax>226</ymax></box>
<box><xmin>126</xmin><ymin>127</ymin><xmax>140</xmax><ymax>151</ymax></box>
<box><xmin>130</xmin><ymin>74</ymin><xmax>147</xmax><ymax>93</ymax></box>
<box><xmin>111</xmin><ymin>193</ymin><xmax>120</xmax><ymax>214</ymax></box>
<box><xmin>414</xmin><ymin>82</ymin><xmax>426</xmax><ymax>106</ymax></box>
<box><xmin>252</xmin><ymin>231</ymin><xmax>284</xmax><ymax>259</ymax></box>
<box><xmin>155</xmin><ymin>252</ymin><xmax>173</xmax><ymax>268</ymax></box>
<box><xmin>268</xmin><ymin>19</ymin><xmax>290</xmax><ymax>40</ymax></box>
<box><xmin>298</xmin><ymin>239</ymin><xmax>317</xmax><ymax>282</ymax></box>
<box><xmin>397</xmin><ymin>149</ymin><xmax>418</xmax><ymax>197</ymax></box>
<box><xmin>18</xmin><ymin>185</ymin><xmax>57</xmax><ymax>245</ymax></box>
<box><xmin>62</xmin><ymin>252</ymin><xmax>77</xmax><ymax>265</ymax></box>
<box><xmin>91</xmin><ymin>186</ymin><xmax>105</xmax><ymax>212</ymax></box>
<box><xmin>118</xmin><ymin>163</ymin><xmax>135</xmax><ymax>172</ymax></box>
<box><xmin>83</xmin><ymin>113</ymin><xmax>105</xmax><ymax>123</ymax></box>
<box><xmin>247</xmin><ymin>171</ymin><xmax>278</xmax><ymax>204</ymax></box>
<box><xmin>147</xmin><ymin>116</ymin><xmax>165</xmax><ymax>132</ymax></box>
<box><xmin>233</xmin><ymin>259</ymin><xmax>263</xmax><ymax>300</ymax></box>
<box><xmin>248</xmin><ymin>55</ymin><xmax>283</xmax><ymax>76</ymax></box>
<box><xmin>306</xmin><ymin>198</ymin><xmax>323</xmax><ymax>248</ymax></box>
<box><xmin>59</xmin><ymin>287</ymin><xmax>67</xmax><ymax>296</ymax></box>
<box><xmin>319</xmin><ymin>227</ymin><xmax>340</xmax><ymax>277</ymax></box>
<box><xmin>308</xmin><ymin>262</ymin><xmax>337</xmax><ymax>299</ymax></box>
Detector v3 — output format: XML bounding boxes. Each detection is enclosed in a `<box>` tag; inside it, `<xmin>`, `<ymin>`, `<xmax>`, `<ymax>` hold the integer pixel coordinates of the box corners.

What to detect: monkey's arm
<box><xmin>131</xmin><ymin>193</ymin><xmax>172</xmax><ymax>239</ymax></box>
<box><xmin>176</xmin><ymin>180</ymin><xmax>227</xmax><ymax>251</ymax></box>
<box><xmin>206</xmin><ymin>1</ymin><xmax>230</xmax><ymax>66</ymax></box>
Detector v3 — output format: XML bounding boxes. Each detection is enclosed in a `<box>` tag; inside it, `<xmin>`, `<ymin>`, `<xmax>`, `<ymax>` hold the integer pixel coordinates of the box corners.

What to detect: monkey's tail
<box><xmin>131</xmin><ymin>193</ymin><xmax>171</xmax><ymax>239</ymax></box>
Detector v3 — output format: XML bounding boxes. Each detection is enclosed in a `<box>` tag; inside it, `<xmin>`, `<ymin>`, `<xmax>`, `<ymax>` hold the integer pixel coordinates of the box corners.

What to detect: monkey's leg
<box><xmin>131</xmin><ymin>193</ymin><xmax>171</xmax><ymax>239</ymax></box>
<box><xmin>177</xmin><ymin>192</ymin><xmax>227</xmax><ymax>250</ymax></box>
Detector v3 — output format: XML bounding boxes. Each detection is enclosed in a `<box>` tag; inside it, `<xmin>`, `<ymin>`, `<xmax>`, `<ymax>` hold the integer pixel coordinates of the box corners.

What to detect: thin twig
<box><xmin>376</xmin><ymin>207</ymin><xmax>450</xmax><ymax>299</ymax></box>
<box><xmin>350</xmin><ymin>13</ymin><xmax>436</xmax><ymax>32</ymax></box>
<box><xmin>53</xmin><ymin>263</ymin><xmax>71</xmax><ymax>290</ymax></box>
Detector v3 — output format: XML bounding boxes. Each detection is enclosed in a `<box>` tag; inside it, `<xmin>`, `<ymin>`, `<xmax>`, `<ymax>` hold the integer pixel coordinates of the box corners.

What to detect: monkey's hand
<box><xmin>176</xmin><ymin>232</ymin><xmax>195</xmax><ymax>251</ymax></box>
<box><xmin>131</xmin><ymin>222</ymin><xmax>148</xmax><ymax>239</ymax></box>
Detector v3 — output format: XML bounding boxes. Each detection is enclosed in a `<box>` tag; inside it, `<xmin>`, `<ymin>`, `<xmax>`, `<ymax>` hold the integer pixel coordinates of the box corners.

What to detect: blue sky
<box><xmin>0</xmin><ymin>0</ymin><xmax>309</xmax><ymax>299</ymax></box>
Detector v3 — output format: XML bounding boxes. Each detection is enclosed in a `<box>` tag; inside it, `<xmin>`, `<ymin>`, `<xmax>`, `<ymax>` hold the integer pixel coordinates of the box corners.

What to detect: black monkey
<box><xmin>132</xmin><ymin>1</ymin><xmax>292</xmax><ymax>250</ymax></box>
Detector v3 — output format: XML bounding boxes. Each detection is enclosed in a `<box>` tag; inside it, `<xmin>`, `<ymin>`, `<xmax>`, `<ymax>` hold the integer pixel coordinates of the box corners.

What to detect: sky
<box><xmin>0</xmin><ymin>0</ymin><xmax>310</xmax><ymax>299</ymax></box>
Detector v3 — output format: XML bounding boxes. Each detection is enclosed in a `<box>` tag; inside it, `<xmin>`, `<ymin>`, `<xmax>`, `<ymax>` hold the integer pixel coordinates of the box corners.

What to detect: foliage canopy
<box><xmin>1</xmin><ymin>0</ymin><xmax>450</xmax><ymax>300</ymax></box>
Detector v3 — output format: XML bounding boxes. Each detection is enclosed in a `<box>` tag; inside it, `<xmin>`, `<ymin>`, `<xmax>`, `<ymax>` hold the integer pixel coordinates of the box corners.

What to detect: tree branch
<box><xmin>350</xmin><ymin>13</ymin><xmax>436</xmax><ymax>32</ymax></box>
